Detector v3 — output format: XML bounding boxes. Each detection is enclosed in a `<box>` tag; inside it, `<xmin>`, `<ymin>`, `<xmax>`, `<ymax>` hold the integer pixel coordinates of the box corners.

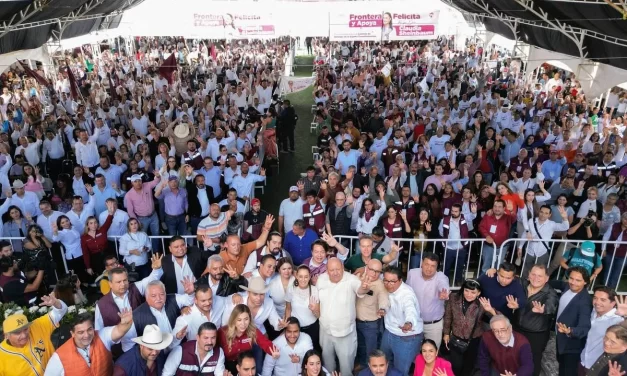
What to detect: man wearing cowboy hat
<box><xmin>221</xmin><ymin>276</ymin><xmax>288</xmax><ymax>367</ymax></box>
<box><xmin>8</xmin><ymin>179</ymin><xmax>41</xmax><ymax>217</ymax></box>
<box><xmin>44</xmin><ymin>309</ymin><xmax>134</xmax><ymax>376</ymax></box>
<box><xmin>113</xmin><ymin>324</ymin><xmax>173</xmax><ymax>376</ymax></box>
<box><xmin>0</xmin><ymin>293</ymin><xmax>68</xmax><ymax>376</ymax></box>
<box><xmin>163</xmin><ymin>322</ymin><xmax>228</xmax><ymax>376</ymax></box>
<box><xmin>166</xmin><ymin>116</ymin><xmax>196</xmax><ymax>155</ymax></box>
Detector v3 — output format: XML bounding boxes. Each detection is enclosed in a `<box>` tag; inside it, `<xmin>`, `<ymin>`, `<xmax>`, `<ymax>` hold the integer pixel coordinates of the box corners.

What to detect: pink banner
<box><xmin>393</xmin><ymin>24</ymin><xmax>435</xmax><ymax>37</ymax></box>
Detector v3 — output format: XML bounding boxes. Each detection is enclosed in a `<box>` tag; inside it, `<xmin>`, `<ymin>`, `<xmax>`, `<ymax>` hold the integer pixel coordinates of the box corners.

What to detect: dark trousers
<box><xmin>519</xmin><ymin>329</ymin><xmax>550</xmax><ymax>376</ymax></box>
<box><xmin>444</xmin><ymin>247</ymin><xmax>468</xmax><ymax>284</ymax></box>
<box><xmin>66</xmin><ymin>256</ymin><xmax>92</xmax><ymax>284</ymax></box>
<box><xmin>448</xmin><ymin>336</ymin><xmax>481</xmax><ymax>376</ymax></box>
<box><xmin>47</xmin><ymin>157</ymin><xmax>63</xmax><ymax>182</ymax></box>
<box><xmin>356</xmin><ymin>319</ymin><xmax>380</xmax><ymax>367</ymax></box>
<box><xmin>280</xmin><ymin>126</ymin><xmax>295</xmax><ymax>151</ymax></box>
<box><xmin>558</xmin><ymin>352</ymin><xmax>580</xmax><ymax>376</ymax></box>
<box><xmin>90</xmin><ymin>251</ymin><xmax>106</xmax><ymax>276</ymax></box>
<box><xmin>301</xmin><ymin>320</ymin><xmax>321</xmax><ymax>353</ymax></box>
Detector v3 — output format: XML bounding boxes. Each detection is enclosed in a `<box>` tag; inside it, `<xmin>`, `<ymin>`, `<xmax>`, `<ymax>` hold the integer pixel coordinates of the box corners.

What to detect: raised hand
<box><xmin>479</xmin><ymin>297</ymin><xmax>493</xmax><ymax>312</ymax></box>
<box><xmin>181</xmin><ymin>276</ymin><xmax>196</xmax><ymax>295</ymax></box>
<box><xmin>615</xmin><ymin>295</ymin><xmax>627</xmax><ymax>316</ymax></box>
<box><xmin>175</xmin><ymin>325</ymin><xmax>188</xmax><ymax>340</ymax></box>
<box><xmin>39</xmin><ymin>293</ymin><xmax>59</xmax><ymax>308</ymax></box>
<box><xmin>151</xmin><ymin>253</ymin><xmax>163</xmax><ymax>269</ymax></box>
<box><xmin>531</xmin><ymin>301</ymin><xmax>545</xmax><ymax>314</ymax></box>
<box><xmin>224</xmin><ymin>264</ymin><xmax>240</xmax><ymax>279</ymax></box>
<box><xmin>438</xmin><ymin>288</ymin><xmax>449</xmax><ymax>300</ymax></box>
<box><xmin>500</xmin><ymin>371</ymin><xmax>516</xmax><ymax>376</ymax></box>
<box><xmin>556</xmin><ymin>322</ymin><xmax>571</xmax><ymax>335</ymax></box>
<box><xmin>289</xmin><ymin>353</ymin><xmax>301</xmax><ymax>364</ymax></box>
<box><xmin>118</xmin><ymin>308</ymin><xmax>133</xmax><ymax>325</ymax></box>
<box><xmin>270</xmin><ymin>344</ymin><xmax>281</xmax><ymax>359</ymax></box>
<box><xmin>321</xmin><ymin>232</ymin><xmax>338</xmax><ymax>248</ymax></box>
<box><xmin>359</xmin><ymin>270</ymin><xmax>370</xmax><ymax>291</ymax></box>
<box><xmin>434</xmin><ymin>368</ymin><xmax>448</xmax><ymax>376</ymax></box>
<box><xmin>232</xmin><ymin>293</ymin><xmax>243</xmax><ymax>305</ymax></box>
<box><xmin>399</xmin><ymin>321</ymin><xmax>413</xmax><ymax>333</ymax></box>
<box><xmin>608</xmin><ymin>360</ymin><xmax>626</xmax><ymax>376</ymax></box>
<box><xmin>505</xmin><ymin>295</ymin><xmax>519</xmax><ymax>309</ymax></box>
<box><xmin>181</xmin><ymin>306</ymin><xmax>192</xmax><ymax>315</ymax></box>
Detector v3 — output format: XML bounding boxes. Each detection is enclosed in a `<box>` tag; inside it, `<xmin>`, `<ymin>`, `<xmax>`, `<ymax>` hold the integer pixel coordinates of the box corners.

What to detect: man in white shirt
<box><xmin>518</xmin><ymin>205</ymin><xmax>570</xmax><ymax>278</ymax></box>
<box><xmin>44</xmin><ymin>309</ymin><xmax>134</xmax><ymax>376</ymax></box>
<box><xmin>381</xmin><ymin>266</ymin><xmax>424</xmax><ymax>375</ymax></box>
<box><xmin>121</xmin><ymin>280</ymin><xmax>195</xmax><ymax>351</ymax></box>
<box><xmin>66</xmin><ymin>187</ymin><xmax>96</xmax><ymax>234</ymax></box>
<box><xmin>220</xmin><ymin>277</ymin><xmax>286</xmax><ymax>334</ymax></box>
<box><xmin>316</xmin><ymin>257</ymin><xmax>370</xmax><ymax>376</ymax></box>
<box><xmin>42</xmin><ymin>129</ymin><xmax>65</xmax><ymax>175</ymax></box>
<box><xmin>278</xmin><ymin>186</ymin><xmax>304</xmax><ymax>235</ymax></box>
<box><xmin>94</xmin><ymin>256</ymin><xmax>164</xmax><ymax>331</ymax></box>
<box><xmin>579</xmin><ymin>286</ymin><xmax>625</xmax><ymax>372</ymax></box>
<box><xmin>74</xmin><ymin>129</ymin><xmax>100</xmax><ymax>170</ymax></box>
<box><xmin>162</xmin><ymin>322</ymin><xmax>227</xmax><ymax>376</ymax></box>
<box><xmin>229</xmin><ymin>163</ymin><xmax>266</xmax><ymax>198</ymax></box>
<box><xmin>262</xmin><ymin>318</ymin><xmax>314</xmax><ymax>376</ymax></box>
<box><xmin>335</xmin><ymin>140</ymin><xmax>360</xmax><ymax>176</ymax></box>
<box><xmin>170</xmin><ymin>286</ymin><xmax>225</xmax><ymax>347</ymax></box>
<box><xmin>14</xmin><ymin>133</ymin><xmax>43</xmax><ymax>166</ymax></box>
<box><xmin>256</xmin><ymin>80</ymin><xmax>273</xmax><ymax>112</ymax></box>
<box><xmin>36</xmin><ymin>200</ymin><xmax>62</xmax><ymax>238</ymax></box>
<box><xmin>9</xmin><ymin>180</ymin><xmax>41</xmax><ymax>216</ymax></box>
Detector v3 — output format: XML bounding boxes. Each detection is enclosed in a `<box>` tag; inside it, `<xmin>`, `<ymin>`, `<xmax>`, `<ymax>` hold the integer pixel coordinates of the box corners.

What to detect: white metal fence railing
<box><xmin>332</xmin><ymin>235</ymin><xmax>627</xmax><ymax>293</ymax></box>
<box><xmin>5</xmin><ymin>234</ymin><xmax>625</xmax><ymax>293</ymax></box>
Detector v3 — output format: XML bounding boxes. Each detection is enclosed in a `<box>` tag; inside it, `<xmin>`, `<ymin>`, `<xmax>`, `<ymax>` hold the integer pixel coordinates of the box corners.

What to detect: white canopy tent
<box><xmin>525</xmin><ymin>46</ymin><xmax>627</xmax><ymax>101</ymax></box>
<box><xmin>0</xmin><ymin>46</ymin><xmax>53</xmax><ymax>75</ymax></box>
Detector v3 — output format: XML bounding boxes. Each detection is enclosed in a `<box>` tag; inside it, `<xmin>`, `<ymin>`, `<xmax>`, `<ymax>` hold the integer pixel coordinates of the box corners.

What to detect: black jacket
<box><xmin>195</xmin><ymin>273</ymin><xmax>248</xmax><ymax>297</ymax></box>
<box><xmin>549</xmin><ymin>280</ymin><xmax>593</xmax><ymax>355</ymax></box>
<box><xmin>160</xmin><ymin>247</ymin><xmax>207</xmax><ymax>294</ymax></box>
<box><xmin>513</xmin><ymin>280</ymin><xmax>559</xmax><ymax>333</ymax></box>
<box><xmin>185</xmin><ymin>178</ymin><xmax>216</xmax><ymax>218</ymax></box>
<box><xmin>598</xmin><ymin>351</ymin><xmax>627</xmax><ymax>376</ymax></box>
<box><xmin>279</xmin><ymin>106</ymin><xmax>297</xmax><ymax>129</ymax></box>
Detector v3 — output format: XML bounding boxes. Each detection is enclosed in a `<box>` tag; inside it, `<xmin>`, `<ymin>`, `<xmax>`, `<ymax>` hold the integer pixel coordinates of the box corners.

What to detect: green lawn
<box><xmin>261</xmin><ymin>55</ymin><xmax>317</xmax><ymax>216</ymax></box>
<box><xmin>293</xmin><ymin>55</ymin><xmax>314</xmax><ymax>77</ymax></box>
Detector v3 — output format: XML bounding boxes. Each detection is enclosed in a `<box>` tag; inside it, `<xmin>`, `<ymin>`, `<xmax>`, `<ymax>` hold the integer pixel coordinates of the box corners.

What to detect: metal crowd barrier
<box><xmin>332</xmin><ymin>235</ymin><xmax>627</xmax><ymax>293</ymax></box>
<box><xmin>4</xmin><ymin>234</ymin><xmax>625</xmax><ymax>293</ymax></box>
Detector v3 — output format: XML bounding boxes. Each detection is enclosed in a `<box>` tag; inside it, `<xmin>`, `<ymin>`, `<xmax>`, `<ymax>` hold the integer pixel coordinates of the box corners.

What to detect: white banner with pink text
<box><xmin>329</xmin><ymin>10</ymin><xmax>440</xmax><ymax>41</ymax></box>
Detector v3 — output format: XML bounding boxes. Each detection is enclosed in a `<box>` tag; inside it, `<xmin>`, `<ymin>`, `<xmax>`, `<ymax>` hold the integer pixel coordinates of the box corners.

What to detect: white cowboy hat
<box><xmin>131</xmin><ymin>324</ymin><xmax>173</xmax><ymax>350</ymax></box>
<box><xmin>11</xmin><ymin>180</ymin><xmax>25</xmax><ymax>189</ymax></box>
<box><xmin>173</xmin><ymin>123</ymin><xmax>190</xmax><ymax>139</ymax></box>
<box><xmin>239</xmin><ymin>276</ymin><xmax>269</xmax><ymax>294</ymax></box>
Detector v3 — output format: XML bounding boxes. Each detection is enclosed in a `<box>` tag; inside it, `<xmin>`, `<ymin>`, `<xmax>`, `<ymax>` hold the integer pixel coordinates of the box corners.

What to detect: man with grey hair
<box><xmin>196</xmin><ymin>254</ymin><xmax>248</xmax><ymax>297</ymax></box>
<box><xmin>121</xmin><ymin>279</ymin><xmax>195</xmax><ymax>351</ymax></box>
<box><xmin>478</xmin><ymin>314</ymin><xmax>534</xmax><ymax>376</ymax></box>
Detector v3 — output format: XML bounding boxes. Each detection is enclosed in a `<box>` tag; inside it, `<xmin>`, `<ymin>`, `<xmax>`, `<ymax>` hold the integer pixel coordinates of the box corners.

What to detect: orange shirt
<box><xmin>220</xmin><ymin>241</ymin><xmax>257</xmax><ymax>275</ymax></box>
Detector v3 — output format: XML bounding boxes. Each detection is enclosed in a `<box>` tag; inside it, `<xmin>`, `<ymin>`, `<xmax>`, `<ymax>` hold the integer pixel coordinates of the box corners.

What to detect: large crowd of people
<box><xmin>0</xmin><ymin>33</ymin><xmax>626</xmax><ymax>376</ymax></box>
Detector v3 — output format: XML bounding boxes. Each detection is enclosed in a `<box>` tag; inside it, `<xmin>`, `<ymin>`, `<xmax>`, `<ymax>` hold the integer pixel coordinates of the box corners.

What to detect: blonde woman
<box><xmin>218</xmin><ymin>304</ymin><xmax>279</xmax><ymax>374</ymax></box>
<box><xmin>80</xmin><ymin>204</ymin><xmax>114</xmax><ymax>278</ymax></box>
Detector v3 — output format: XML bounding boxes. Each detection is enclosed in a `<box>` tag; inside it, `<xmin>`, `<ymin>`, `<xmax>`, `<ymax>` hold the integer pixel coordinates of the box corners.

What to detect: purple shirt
<box><xmin>406</xmin><ymin>268</ymin><xmax>450</xmax><ymax>322</ymax></box>
<box><xmin>160</xmin><ymin>188</ymin><xmax>188</xmax><ymax>216</ymax></box>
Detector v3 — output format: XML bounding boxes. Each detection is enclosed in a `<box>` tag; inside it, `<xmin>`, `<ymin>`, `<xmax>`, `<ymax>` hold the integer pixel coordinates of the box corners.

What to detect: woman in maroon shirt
<box><xmin>81</xmin><ymin>204</ymin><xmax>114</xmax><ymax>277</ymax></box>
<box><xmin>218</xmin><ymin>304</ymin><xmax>279</xmax><ymax>374</ymax></box>
<box><xmin>381</xmin><ymin>206</ymin><xmax>411</xmax><ymax>240</ymax></box>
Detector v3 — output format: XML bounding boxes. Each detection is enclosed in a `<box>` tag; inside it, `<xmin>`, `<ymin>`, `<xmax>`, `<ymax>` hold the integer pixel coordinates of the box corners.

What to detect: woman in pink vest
<box><xmin>413</xmin><ymin>339</ymin><xmax>454</xmax><ymax>375</ymax></box>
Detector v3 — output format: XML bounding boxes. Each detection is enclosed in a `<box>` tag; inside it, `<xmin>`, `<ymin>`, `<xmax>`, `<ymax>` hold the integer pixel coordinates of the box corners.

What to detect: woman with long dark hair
<box><xmin>2</xmin><ymin>205</ymin><xmax>32</xmax><ymax>253</ymax></box>
<box><xmin>285</xmin><ymin>265</ymin><xmax>321</xmax><ymax>352</ymax></box>
<box><xmin>443</xmin><ymin>279</ymin><xmax>498</xmax><ymax>376</ymax></box>
<box><xmin>413</xmin><ymin>339</ymin><xmax>454</xmax><ymax>375</ymax></box>
<box><xmin>299</xmin><ymin>349</ymin><xmax>335</xmax><ymax>376</ymax></box>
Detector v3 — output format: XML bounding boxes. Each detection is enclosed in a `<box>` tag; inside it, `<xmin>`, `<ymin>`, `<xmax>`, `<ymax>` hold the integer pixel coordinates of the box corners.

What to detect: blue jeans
<box><xmin>409</xmin><ymin>251</ymin><xmax>422</xmax><ymax>270</ymax></box>
<box><xmin>165</xmin><ymin>214</ymin><xmax>188</xmax><ymax>237</ymax></box>
<box><xmin>381</xmin><ymin>329</ymin><xmax>422</xmax><ymax>375</ymax></box>
<box><xmin>189</xmin><ymin>216</ymin><xmax>202</xmax><ymax>235</ymax></box>
<box><xmin>603</xmin><ymin>255</ymin><xmax>625</xmax><ymax>289</ymax></box>
<box><xmin>356</xmin><ymin>319</ymin><xmax>380</xmax><ymax>367</ymax></box>
<box><xmin>252</xmin><ymin>344</ymin><xmax>264</xmax><ymax>373</ymax></box>
<box><xmin>444</xmin><ymin>247</ymin><xmax>468</xmax><ymax>284</ymax></box>
<box><xmin>481</xmin><ymin>244</ymin><xmax>506</xmax><ymax>275</ymax></box>
<box><xmin>138</xmin><ymin>212</ymin><xmax>160</xmax><ymax>253</ymax></box>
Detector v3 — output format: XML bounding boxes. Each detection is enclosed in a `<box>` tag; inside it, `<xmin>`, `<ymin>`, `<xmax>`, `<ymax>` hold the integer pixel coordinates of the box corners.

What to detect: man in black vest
<box><xmin>162</xmin><ymin>322</ymin><xmax>227</xmax><ymax>375</ymax></box>
<box><xmin>161</xmin><ymin>236</ymin><xmax>207</xmax><ymax>294</ymax></box>
<box><xmin>184</xmin><ymin>165</ymin><xmax>216</xmax><ymax>234</ymax></box>
<box><xmin>113</xmin><ymin>325</ymin><xmax>172</xmax><ymax>376</ymax></box>
<box><xmin>94</xmin><ymin>254</ymin><xmax>164</xmax><ymax>331</ymax></box>
<box><xmin>325</xmin><ymin>191</ymin><xmax>355</xmax><ymax>248</ymax></box>
<box><xmin>121</xmin><ymin>279</ymin><xmax>195</xmax><ymax>352</ymax></box>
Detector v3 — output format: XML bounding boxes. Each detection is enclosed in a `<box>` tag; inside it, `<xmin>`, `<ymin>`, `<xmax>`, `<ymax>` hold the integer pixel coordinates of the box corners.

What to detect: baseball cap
<box><xmin>580</xmin><ymin>241</ymin><xmax>595</xmax><ymax>257</ymax></box>
<box><xmin>289</xmin><ymin>186</ymin><xmax>299</xmax><ymax>193</ymax></box>
<box><xmin>168</xmin><ymin>176</ymin><xmax>178</xmax><ymax>181</ymax></box>
<box><xmin>130</xmin><ymin>174</ymin><xmax>143</xmax><ymax>182</ymax></box>
<box><xmin>3</xmin><ymin>313</ymin><xmax>32</xmax><ymax>334</ymax></box>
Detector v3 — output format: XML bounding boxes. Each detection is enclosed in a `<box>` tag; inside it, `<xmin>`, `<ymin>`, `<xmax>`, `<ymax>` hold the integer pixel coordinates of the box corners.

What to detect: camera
<box><xmin>127</xmin><ymin>263</ymin><xmax>140</xmax><ymax>283</ymax></box>
<box><xmin>583</xmin><ymin>210</ymin><xmax>596</xmax><ymax>227</ymax></box>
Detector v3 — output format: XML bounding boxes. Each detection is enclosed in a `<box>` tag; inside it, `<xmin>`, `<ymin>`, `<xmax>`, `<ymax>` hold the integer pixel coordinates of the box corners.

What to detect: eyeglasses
<box><xmin>367</xmin><ymin>267</ymin><xmax>382</xmax><ymax>274</ymax></box>
<box><xmin>492</xmin><ymin>328</ymin><xmax>510</xmax><ymax>335</ymax></box>
<box><xmin>383</xmin><ymin>279</ymin><xmax>399</xmax><ymax>284</ymax></box>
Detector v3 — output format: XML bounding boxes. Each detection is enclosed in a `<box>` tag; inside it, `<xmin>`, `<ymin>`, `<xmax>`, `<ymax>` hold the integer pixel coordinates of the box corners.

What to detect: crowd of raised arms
<box><xmin>0</xmin><ymin>34</ymin><xmax>626</xmax><ymax>376</ymax></box>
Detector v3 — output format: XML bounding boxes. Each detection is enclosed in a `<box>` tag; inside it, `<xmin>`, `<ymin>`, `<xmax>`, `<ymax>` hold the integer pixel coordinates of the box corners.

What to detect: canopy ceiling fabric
<box><xmin>448</xmin><ymin>0</ymin><xmax>627</xmax><ymax>70</ymax></box>
<box><xmin>0</xmin><ymin>0</ymin><xmax>141</xmax><ymax>54</ymax></box>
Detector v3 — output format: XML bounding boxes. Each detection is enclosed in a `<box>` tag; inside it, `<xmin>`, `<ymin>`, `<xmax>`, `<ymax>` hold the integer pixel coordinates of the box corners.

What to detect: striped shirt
<box><xmin>197</xmin><ymin>213</ymin><xmax>229</xmax><ymax>239</ymax></box>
